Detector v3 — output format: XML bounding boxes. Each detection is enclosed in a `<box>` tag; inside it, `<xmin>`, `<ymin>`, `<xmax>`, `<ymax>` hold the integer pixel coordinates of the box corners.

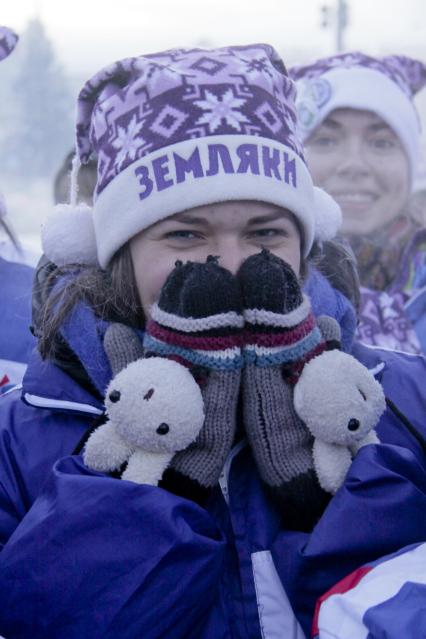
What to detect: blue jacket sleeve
<box><xmin>313</xmin><ymin>541</ymin><xmax>426</xmax><ymax>639</ymax></box>
<box><xmin>271</xmin><ymin>442</ymin><xmax>426</xmax><ymax>638</ymax></box>
<box><xmin>0</xmin><ymin>456</ymin><xmax>226</xmax><ymax>639</ymax></box>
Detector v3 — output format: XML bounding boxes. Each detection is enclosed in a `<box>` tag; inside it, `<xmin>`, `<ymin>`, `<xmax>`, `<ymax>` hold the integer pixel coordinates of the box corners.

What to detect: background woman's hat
<box><xmin>291</xmin><ymin>51</ymin><xmax>426</xmax><ymax>186</ymax></box>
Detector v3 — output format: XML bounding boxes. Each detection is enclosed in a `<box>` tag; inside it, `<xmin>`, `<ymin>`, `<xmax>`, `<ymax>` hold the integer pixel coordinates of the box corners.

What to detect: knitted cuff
<box><xmin>239</xmin><ymin>249</ymin><xmax>326</xmax><ymax>379</ymax></box>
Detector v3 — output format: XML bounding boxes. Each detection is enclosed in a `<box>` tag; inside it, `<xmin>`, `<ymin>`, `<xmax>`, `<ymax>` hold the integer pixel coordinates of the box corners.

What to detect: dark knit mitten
<box><xmin>239</xmin><ymin>249</ymin><xmax>332</xmax><ymax>531</ymax></box>
<box><xmin>144</xmin><ymin>256</ymin><xmax>244</xmax><ymax>504</ymax></box>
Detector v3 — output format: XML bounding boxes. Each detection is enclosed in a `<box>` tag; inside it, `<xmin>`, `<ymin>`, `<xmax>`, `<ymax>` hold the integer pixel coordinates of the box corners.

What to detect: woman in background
<box><xmin>291</xmin><ymin>52</ymin><xmax>426</xmax><ymax>354</ymax></box>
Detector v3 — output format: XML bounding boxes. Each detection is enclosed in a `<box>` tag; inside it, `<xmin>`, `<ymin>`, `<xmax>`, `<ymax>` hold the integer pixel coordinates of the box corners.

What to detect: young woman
<box><xmin>291</xmin><ymin>52</ymin><xmax>426</xmax><ymax>354</ymax></box>
<box><xmin>0</xmin><ymin>44</ymin><xmax>426</xmax><ymax>639</ymax></box>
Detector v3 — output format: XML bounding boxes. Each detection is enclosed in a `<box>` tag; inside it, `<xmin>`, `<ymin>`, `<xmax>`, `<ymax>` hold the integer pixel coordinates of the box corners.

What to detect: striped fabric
<box><xmin>244</xmin><ymin>325</ymin><xmax>324</xmax><ymax>367</ymax></box>
<box><xmin>244</xmin><ymin>295</ymin><xmax>311</xmax><ymax>328</ymax></box>
<box><xmin>243</xmin><ymin>296</ymin><xmax>327</xmax><ymax>374</ymax></box>
<box><xmin>150</xmin><ymin>303</ymin><xmax>245</xmax><ymax>332</ymax></box>
<box><xmin>144</xmin><ymin>320</ymin><xmax>244</xmax><ymax>371</ymax></box>
<box><xmin>312</xmin><ymin>542</ymin><xmax>426</xmax><ymax>639</ymax></box>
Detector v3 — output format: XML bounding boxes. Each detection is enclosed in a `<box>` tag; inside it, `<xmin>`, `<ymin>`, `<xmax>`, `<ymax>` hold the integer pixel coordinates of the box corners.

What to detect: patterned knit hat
<box><xmin>42</xmin><ymin>44</ymin><xmax>341</xmax><ymax>268</ymax></box>
<box><xmin>290</xmin><ymin>52</ymin><xmax>426</xmax><ymax>184</ymax></box>
<box><xmin>0</xmin><ymin>26</ymin><xmax>18</xmax><ymax>62</ymax></box>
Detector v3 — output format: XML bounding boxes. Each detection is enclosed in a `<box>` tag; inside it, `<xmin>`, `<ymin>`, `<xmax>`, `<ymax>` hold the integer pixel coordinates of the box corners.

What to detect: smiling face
<box><xmin>130</xmin><ymin>200</ymin><xmax>302</xmax><ymax>318</ymax></box>
<box><xmin>304</xmin><ymin>108</ymin><xmax>410</xmax><ymax>236</ymax></box>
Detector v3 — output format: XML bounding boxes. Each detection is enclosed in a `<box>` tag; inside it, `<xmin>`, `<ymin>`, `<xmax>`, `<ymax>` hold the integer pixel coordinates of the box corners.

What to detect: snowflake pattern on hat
<box><xmin>290</xmin><ymin>51</ymin><xmax>426</xmax><ymax>99</ymax></box>
<box><xmin>111</xmin><ymin>115</ymin><xmax>145</xmax><ymax>169</ymax></box>
<box><xmin>194</xmin><ymin>89</ymin><xmax>250</xmax><ymax>133</ymax></box>
<box><xmin>77</xmin><ymin>44</ymin><xmax>304</xmax><ymax>197</ymax></box>
<box><xmin>0</xmin><ymin>26</ymin><xmax>18</xmax><ymax>62</ymax></box>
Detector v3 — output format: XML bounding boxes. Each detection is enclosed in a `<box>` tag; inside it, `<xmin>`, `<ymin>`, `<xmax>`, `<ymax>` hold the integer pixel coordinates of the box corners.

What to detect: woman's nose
<box><xmin>214</xmin><ymin>242</ymin><xmax>247</xmax><ymax>275</ymax></box>
<box><xmin>336</xmin><ymin>140</ymin><xmax>371</xmax><ymax>179</ymax></box>
<box><xmin>217</xmin><ymin>252</ymin><xmax>244</xmax><ymax>275</ymax></box>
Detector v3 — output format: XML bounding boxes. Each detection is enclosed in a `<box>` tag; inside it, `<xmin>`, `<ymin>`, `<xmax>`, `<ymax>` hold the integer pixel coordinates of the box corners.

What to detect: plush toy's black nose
<box><xmin>348</xmin><ymin>418</ymin><xmax>360</xmax><ymax>432</ymax></box>
<box><xmin>156</xmin><ymin>423</ymin><xmax>169</xmax><ymax>435</ymax></box>
<box><xmin>109</xmin><ymin>390</ymin><xmax>121</xmax><ymax>403</ymax></box>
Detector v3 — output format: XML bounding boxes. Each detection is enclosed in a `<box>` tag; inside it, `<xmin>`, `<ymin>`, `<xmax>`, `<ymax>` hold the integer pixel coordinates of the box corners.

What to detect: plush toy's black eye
<box><xmin>109</xmin><ymin>390</ymin><xmax>121</xmax><ymax>403</ymax></box>
<box><xmin>156</xmin><ymin>423</ymin><xmax>169</xmax><ymax>435</ymax></box>
<box><xmin>358</xmin><ymin>388</ymin><xmax>367</xmax><ymax>401</ymax></box>
<box><xmin>144</xmin><ymin>388</ymin><xmax>154</xmax><ymax>401</ymax></box>
<box><xmin>348</xmin><ymin>418</ymin><xmax>360</xmax><ymax>432</ymax></box>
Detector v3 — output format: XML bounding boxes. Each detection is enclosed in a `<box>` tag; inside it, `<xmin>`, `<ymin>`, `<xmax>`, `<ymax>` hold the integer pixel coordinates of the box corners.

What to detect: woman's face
<box><xmin>305</xmin><ymin>108</ymin><xmax>410</xmax><ymax>236</ymax></box>
<box><xmin>130</xmin><ymin>200</ymin><xmax>302</xmax><ymax>318</ymax></box>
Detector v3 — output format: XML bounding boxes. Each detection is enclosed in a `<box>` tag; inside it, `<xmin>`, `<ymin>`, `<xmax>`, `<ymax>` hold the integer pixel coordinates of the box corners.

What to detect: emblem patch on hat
<box><xmin>310</xmin><ymin>78</ymin><xmax>332</xmax><ymax>107</ymax></box>
<box><xmin>296</xmin><ymin>78</ymin><xmax>331</xmax><ymax>131</ymax></box>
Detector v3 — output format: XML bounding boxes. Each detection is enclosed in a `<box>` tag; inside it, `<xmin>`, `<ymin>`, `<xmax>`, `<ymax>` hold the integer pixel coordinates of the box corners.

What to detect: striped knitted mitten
<box><xmin>144</xmin><ymin>256</ymin><xmax>244</xmax><ymax>503</ymax></box>
<box><xmin>239</xmin><ymin>249</ymin><xmax>332</xmax><ymax>531</ymax></box>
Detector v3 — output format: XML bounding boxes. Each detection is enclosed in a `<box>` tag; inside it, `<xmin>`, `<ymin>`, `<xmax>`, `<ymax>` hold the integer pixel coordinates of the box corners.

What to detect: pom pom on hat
<box><xmin>313</xmin><ymin>187</ymin><xmax>342</xmax><ymax>243</ymax></box>
<box><xmin>41</xmin><ymin>203</ymin><xmax>98</xmax><ymax>267</ymax></box>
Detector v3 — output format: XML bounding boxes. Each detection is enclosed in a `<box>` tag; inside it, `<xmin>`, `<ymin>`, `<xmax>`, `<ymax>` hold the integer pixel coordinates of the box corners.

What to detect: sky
<box><xmin>3</xmin><ymin>0</ymin><xmax>426</xmax><ymax>81</ymax></box>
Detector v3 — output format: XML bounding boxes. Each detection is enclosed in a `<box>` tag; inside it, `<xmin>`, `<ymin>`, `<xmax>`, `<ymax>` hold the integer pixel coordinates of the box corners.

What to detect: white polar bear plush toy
<box><xmin>83</xmin><ymin>323</ymin><xmax>205</xmax><ymax>485</ymax></box>
<box><xmin>293</xmin><ymin>349</ymin><xmax>386</xmax><ymax>494</ymax></box>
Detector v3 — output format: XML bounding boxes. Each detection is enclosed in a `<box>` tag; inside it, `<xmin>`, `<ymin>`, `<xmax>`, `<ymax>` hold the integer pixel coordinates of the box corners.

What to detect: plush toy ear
<box><xmin>313</xmin><ymin>187</ymin><xmax>342</xmax><ymax>243</ymax></box>
<box><xmin>104</xmin><ymin>323</ymin><xmax>144</xmax><ymax>376</ymax></box>
<box><xmin>41</xmin><ymin>203</ymin><xmax>98</xmax><ymax>267</ymax></box>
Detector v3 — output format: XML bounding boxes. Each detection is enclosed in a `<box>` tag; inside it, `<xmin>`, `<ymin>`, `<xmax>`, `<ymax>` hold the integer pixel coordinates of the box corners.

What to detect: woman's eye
<box><xmin>370</xmin><ymin>137</ymin><xmax>396</xmax><ymax>151</ymax></box>
<box><xmin>251</xmin><ymin>228</ymin><xmax>286</xmax><ymax>239</ymax></box>
<box><xmin>309</xmin><ymin>135</ymin><xmax>338</xmax><ymax>149</ymax></box>
<box><xmin>164</xmin><ymin>230</ymin><xmax>199</xmax><ymax>240</ymax></box>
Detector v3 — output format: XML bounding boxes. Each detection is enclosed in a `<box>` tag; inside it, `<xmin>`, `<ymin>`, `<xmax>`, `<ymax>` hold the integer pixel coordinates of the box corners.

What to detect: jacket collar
<box><xmin>21</xmin><ymin>349</ymin><xmax>104</xmax><ymax>415</ymax></box>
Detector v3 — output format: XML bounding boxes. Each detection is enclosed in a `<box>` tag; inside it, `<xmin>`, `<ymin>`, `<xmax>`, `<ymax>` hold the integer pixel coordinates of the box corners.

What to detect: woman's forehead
<box><xmin>171</xmin><ymin>201</ymin><xmax>296</xmax><ymax>224</ymax></box>
<box><xmin>320</xmin><ymin>108</ymin><xmax>395</xmax><ymax>132</ymax></box>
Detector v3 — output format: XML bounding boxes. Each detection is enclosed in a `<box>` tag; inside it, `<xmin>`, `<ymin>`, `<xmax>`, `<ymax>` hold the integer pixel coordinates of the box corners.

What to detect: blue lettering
<box><xmin>206</xmin><ymin>144</ymin><xmax>235</xmax><ymax>176</ymax></box>
<box><xmin>174</xmin><ymin>148</ymin><xmax>204</xmax><ymax>183</ymax></box>
<box><xmin>152</xmin><ymin>154</ymin><xmax>174</xmax><ymax>191</ymax></box>
<box><xmin>262</xmin><ymin>146</ymin><xmax>281</xmax><ymax>180</ymax></box>
<box><xmin>236</xmin><ymin>144</ymin><xmax>260</xmax><ymax>175</ymax></box>
<box><xmin>283</xmin><ymin>152</ymin><xmax>297</xmax><ymax>187</ymax></box>
<box><xmin>135</xmin><ymin>165</ymin><xmax>154</xmax><ymax>200</ymax></box>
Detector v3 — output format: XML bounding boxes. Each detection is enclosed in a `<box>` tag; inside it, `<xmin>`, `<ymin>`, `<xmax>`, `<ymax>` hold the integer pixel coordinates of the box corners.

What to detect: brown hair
<box><xmin>37</xmin><ymin>243</ymin><xmax>144</xmax><ymax>359</ymax></box>
<box><xmin>309</xmin><ymin>236</ymin><xmax>361</xmax><ymax>313</ymax></box>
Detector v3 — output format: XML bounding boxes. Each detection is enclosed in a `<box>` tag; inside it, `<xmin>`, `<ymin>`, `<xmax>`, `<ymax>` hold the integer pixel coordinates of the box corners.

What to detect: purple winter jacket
<box><xmin>0</xmin><ymin>338</ymin><xmax>425</xmax><ymax>638</ymax></box>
